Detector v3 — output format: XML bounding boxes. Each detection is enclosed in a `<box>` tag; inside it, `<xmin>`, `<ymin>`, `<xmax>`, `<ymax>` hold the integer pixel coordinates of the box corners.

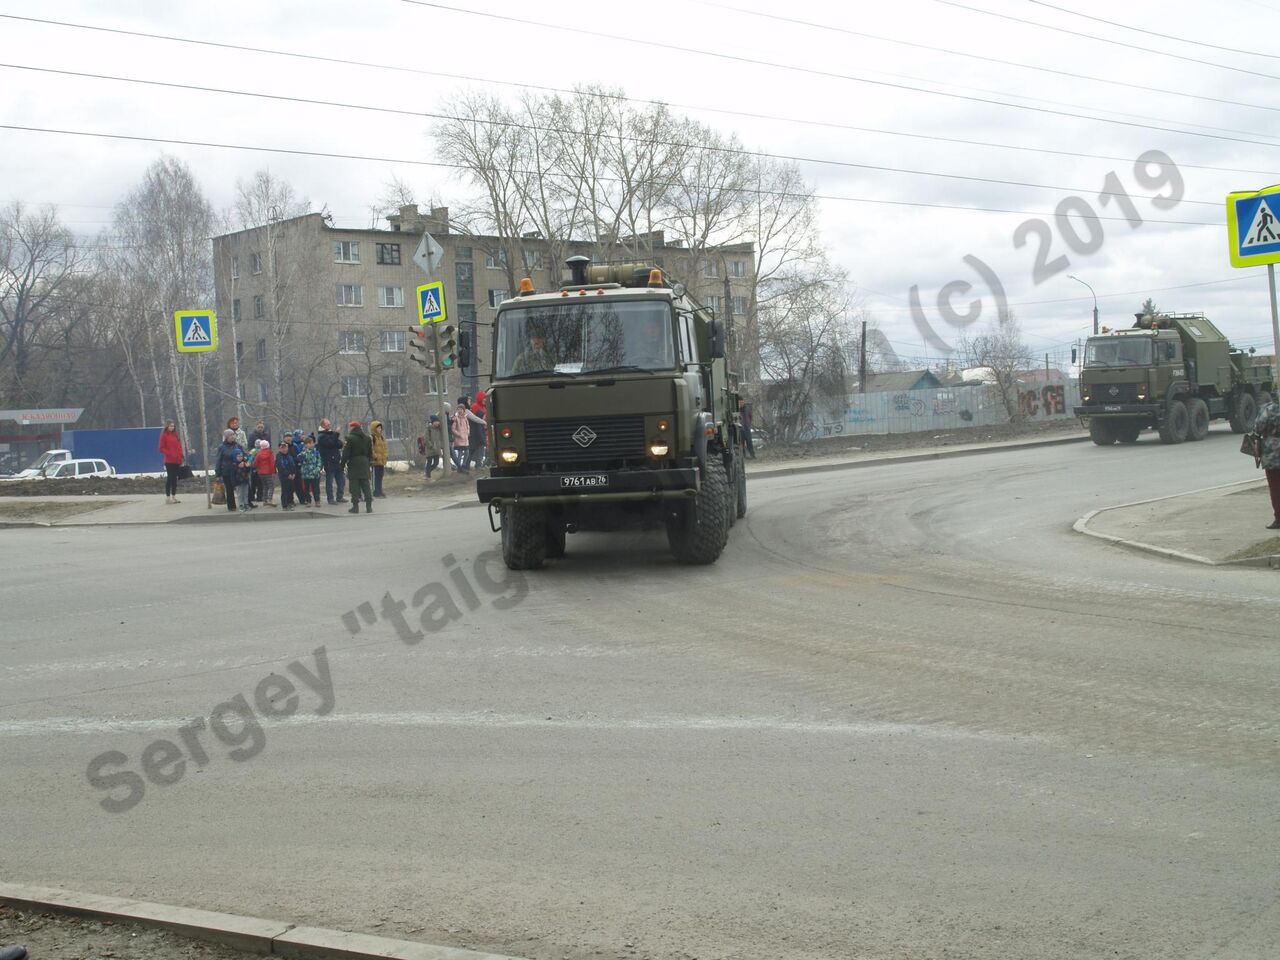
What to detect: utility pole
<box><xmin>197</xmin><ymin>354</ymin><xmax>211</xmax><ymax>508</ymax></box>
<box><xmin>1269</xmin><ymin>263</ymin><xmax>1280</xmax><ymax>384</ymax></box>
<box><xmin>859</xmin><ymin>319</ymin><xmax>868</xmax><ymax>393</ymax></box>
<box><xmin>1069</xmin><ymin>275</ymin><xmax>1099</xmax><ymax>336</ymax></box>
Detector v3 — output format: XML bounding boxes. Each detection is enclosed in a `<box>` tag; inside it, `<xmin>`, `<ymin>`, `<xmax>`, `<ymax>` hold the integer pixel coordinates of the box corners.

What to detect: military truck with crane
<box><xmin>476</xmin><ymin>256</ymin><xmax>747</xmax><ymax>569</ymax></box>
<box><xmin>1074</xmin><ymin>312</ymin><xmax>1275</xmax><ymax>445</ymax></box>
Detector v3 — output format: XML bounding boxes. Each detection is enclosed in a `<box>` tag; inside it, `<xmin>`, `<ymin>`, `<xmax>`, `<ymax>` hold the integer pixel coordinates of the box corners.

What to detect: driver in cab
<box><xmin>628</xmin><ymin>314</ymin><xmax>670</xmax><ymax>368</ymax></box>
<box><xmin>512</xmin><ymin>327</ymin><xmax>555</xmax><ymax>375</ymax></box>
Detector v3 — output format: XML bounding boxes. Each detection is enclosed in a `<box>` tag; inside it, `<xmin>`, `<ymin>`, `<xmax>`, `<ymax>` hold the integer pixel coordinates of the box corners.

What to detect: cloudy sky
<box><xmin>2</xmin><ymin>0</ymin><xmax>1278</xmax><ymax>367</ymax></box>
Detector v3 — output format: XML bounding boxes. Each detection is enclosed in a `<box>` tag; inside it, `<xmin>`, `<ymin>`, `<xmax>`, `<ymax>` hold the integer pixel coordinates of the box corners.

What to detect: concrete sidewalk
<box><xmin>1076</xmin><ymin>480</ymin><xmax>1280</xmax><ymax>568</ymax></box>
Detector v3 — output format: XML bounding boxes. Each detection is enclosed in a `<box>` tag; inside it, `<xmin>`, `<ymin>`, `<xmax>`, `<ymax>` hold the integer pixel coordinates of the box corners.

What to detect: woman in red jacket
<box><xmin>159</xmin><ymin>420</ymin><xmax>184</xmax><ymax>504</ymax></box>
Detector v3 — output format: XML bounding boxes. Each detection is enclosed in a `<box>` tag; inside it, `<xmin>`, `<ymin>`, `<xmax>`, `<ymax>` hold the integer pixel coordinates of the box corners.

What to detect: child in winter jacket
<box><xmin>276</xmin><ymin>440</ymin><xmax>299</xmax><ymax>510</ymax></box>
<box><xmin>298</xmin><ymin>436</ymin><xmax>323</xmax><ymax>506</ymax></box>
<box><xmin>253</xmin><ymin>439</ymin><xmax>277</xmax><ymax>505</ymax></box>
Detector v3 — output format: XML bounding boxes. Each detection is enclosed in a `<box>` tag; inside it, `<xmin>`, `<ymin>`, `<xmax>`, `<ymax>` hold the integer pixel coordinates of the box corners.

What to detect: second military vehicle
<box><xmin>476</xmin><ymin>257</ymin><xmax>747</xmax><ymax>569</ymax></box>
<box><xmin>1074</xmin><ymin>312</ymin><xmax>1275</xmax><ymax>445</ymax></box>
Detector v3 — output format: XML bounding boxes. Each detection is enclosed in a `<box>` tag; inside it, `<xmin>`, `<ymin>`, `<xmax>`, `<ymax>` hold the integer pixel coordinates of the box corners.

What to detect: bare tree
<box><xmin>960</xmin><ymin>310</ymin><xmax>1032</xmax><ymax>422</ymax></box>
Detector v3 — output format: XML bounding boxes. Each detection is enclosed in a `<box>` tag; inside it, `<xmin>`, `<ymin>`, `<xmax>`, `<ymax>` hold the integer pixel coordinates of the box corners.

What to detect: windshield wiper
<box><xmin>498</xmin><ymin>369</ymin><xmax>579</xmax><ymax>380</ymax></box>
<box><xmin>589</xmin><ymin>364</ymin><xmax>665</xmax><ymax>374</ymax></box>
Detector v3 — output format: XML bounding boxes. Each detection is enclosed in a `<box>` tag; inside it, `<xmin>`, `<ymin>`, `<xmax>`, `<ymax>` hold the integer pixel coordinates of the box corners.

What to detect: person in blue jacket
<box><xmin>316</xmin><ymin>418</ymin><xmax>345</xmax><ymax>504</ymax></box>
<box><xmin>276</xmin><ymin>439</ymin><xmax>299</xmax><ymax>511</ymax></box>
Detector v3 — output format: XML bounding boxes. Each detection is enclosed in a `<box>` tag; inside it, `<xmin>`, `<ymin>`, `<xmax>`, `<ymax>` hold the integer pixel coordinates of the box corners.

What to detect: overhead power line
<box><xmin>690</xmin><ymin>0</ymin><xmax>1280</xmax><ymax>115</ymax></box>
<box><xmin>0</xmin><ymin>62</ymin><xmax>1226</xmax><ymax>209</ymax></box>
<box><xmin>1025</xmin><ymin>0</ymin><xmax>1280</xmax><ymax>60</ymax></box>
<box><xmin>398</xmin><ymin>1</ymin><xmax>1280</xmax><ymax>148</ymax></box>
<box><xmin>4</xmin><ymin>14</ymin><xmax>1278</xmax><ymax>178</ymax></box>
<box><xmin>0</xmin><ymin>124</ymin><xmax>1225</xmax><ymax>226</ymax></box>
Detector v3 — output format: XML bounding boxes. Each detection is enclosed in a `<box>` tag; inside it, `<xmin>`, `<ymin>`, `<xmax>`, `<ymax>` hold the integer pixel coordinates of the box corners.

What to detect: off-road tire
<box><xmin>1186</xmin><ymin>398</ymin><xmax>1210</xmax><ymax>441</ymax></box>
<box><xmin>501</xmin><ymin>503</ymin><xmax>547</xmax><ymax>570</ymax></box>
<box><xmin>1158</xmin><ymin>399</ymin><xmax>1189</xmax><ymax>444</ymax></box>
<box><xmin>1115</xmin><ymin>420</ymin><xmax>1142</xmax><ymax>444</ymax></box>
<box><xmin>1089</xmin><ymin>419</ymin><xmax>1116</xmax><ymax>445</ymax></box>
<box><xmin>1229</xmin><ymin>391</ymin><xmax>1258</xmax><ymax>434</ymax></box>
<box><xmin>667</xmin><ymin>462</ymin><xmax>730</xmax><ymax>565</ymax></box>
<box><xmin>736</xmin><ymin>455</ymin><xmax>747</xmax><ymax>519</ymax></box>
<box><xmin>544</xmin><ymin>516</ymin><xmax>566</xmax><ymax>559</ymax></box>
<box><xmin>1259</xmin><ymin>391</ymin><xmax>1273</xmax><ymax>409</ymax></box>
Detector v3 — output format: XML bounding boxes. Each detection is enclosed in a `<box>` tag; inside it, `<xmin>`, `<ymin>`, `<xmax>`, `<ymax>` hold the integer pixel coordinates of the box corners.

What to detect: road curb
<box><xmin>0</xmin><ymin>883</ymin><xmax>526</xmax><ymax>960</ymax></box>
<box><xmin>747</xmin><ymin>434</ymin><xmax>1090</xmax><ymax>480</ymax></box>
<box><xmin>1073</xmin><ymin>479</ymin><xmax>1280</xmax><ymax>569</ymax></box>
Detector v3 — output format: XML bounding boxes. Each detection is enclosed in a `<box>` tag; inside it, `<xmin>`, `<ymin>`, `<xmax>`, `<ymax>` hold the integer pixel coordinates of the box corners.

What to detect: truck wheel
<box><xmin>1229</xmin><ymin>391</ymin><xmax>1258</xmax><ymax>433</ymax></box>
<box><xmin>1260</xmin><ymin>391</ymin><xmax>1273</xmax><ymax>409</ymax></box>
<box><xmin>1089</xmin><ymin>419</ymin><xmax>1116</xmax><ymax>445</ymax></box>
<box><xmin>501</xmin><ymin>503</ymin><xmax>547</xmax><ymax>570</ymax></box>
<box><xmin>1186</xmin><ymin>398</ymin><xmax>1210</xmax><ymax>441</ymax></box>
<box><xmin>736</xmin><ymin>456</ymin><xmax>747</xmax><ymax>519</ymax></box>
<box><xmin>1158</xmin><ymin>399</ymin><xmax>1189</xmax><ymax>444</ymax></box>
<box><xmin>544</xmin><ymin>515</ymin><xmax>567</xmax><ymax>559</ymax></box>
<box><xmin>1116</xmin><ymin>420</ymin><xmax>1141</xmax><ymax>444</ymax></box>
<box><xmin>666</xmin><ymin>462</ymin><xmax>730</xmax><ymax>565</ymax></box>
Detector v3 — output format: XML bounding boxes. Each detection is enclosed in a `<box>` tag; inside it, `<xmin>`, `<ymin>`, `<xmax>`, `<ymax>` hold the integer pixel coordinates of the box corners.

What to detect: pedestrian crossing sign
<box><xmin>1226</xmin><ymin>186</ymin><xmax>1280</xmax><ymax>267</ymax></box>
<box><xmin>416</xmin><ymin>281</ymin><xmax>446</xmax><ymax>324</ymax></box>
<box><xmin>174</xmin><ymin>310</ymin><xmax>218</xmax><ymax>353</ymax></box>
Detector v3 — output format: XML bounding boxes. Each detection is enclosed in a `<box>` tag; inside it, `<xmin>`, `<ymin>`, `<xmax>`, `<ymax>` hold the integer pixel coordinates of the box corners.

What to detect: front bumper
<box><xmin>477</xmin><ymin>466</ymin><xmax>698</xmax><ymax>505</ymax></box>
<box><xmin>1074</xmin><ymin>403</ymin><xmax>1158</xmax><ymax>418</ymax></box>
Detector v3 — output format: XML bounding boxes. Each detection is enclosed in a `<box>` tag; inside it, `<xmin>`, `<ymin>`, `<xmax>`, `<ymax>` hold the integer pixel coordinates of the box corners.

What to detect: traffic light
<box><xmin>457</xmin><ymin>330</ymin><xmax>472</xmax><ymax>372</ymax></box>
<box><xmin>439</xmin><ymin>324</ymin><xmax>458</xmax><ymax>369</ymax></box>
<box><xmin>407</xmin><ymin>325</ymin><xmax>431</xmax><ymax>367</ymax></box>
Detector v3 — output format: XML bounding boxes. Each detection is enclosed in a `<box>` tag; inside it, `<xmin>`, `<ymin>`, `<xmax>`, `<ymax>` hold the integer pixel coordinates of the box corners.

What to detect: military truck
<box><xmin>1074</xmin><ymin>312</ymin><xmax>1275</xmax><ymax>445</ymax></box>
<box><xmin>476</xmin><ymin>256</ymin><xmax>747</xmax><ymax>569</ymax></box>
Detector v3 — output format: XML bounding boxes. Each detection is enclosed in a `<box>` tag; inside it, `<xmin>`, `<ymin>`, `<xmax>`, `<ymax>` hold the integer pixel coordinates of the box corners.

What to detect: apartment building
<box><xmin>212</xmin><ymin>205</ymin><xmax>755</xmax><ymax>458</ymax></box>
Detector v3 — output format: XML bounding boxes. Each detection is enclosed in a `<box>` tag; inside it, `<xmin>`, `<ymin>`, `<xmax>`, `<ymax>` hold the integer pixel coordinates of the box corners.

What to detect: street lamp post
<box><xmin>1069</xmin><ymin>275</ymin><xmax>1098</xmax><ymax>336</ymax></box>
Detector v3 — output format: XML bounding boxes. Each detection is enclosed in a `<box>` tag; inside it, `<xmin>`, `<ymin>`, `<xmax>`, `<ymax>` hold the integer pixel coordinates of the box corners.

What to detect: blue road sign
<box><xmin>416</xmin><ymin>281</ymin><xmax>446</xmax><ymax>324</ymax></box>
<box><xmin>1227</xmin><ymin>187</ymin><xmax>1280</xmax><ymax>268</ymax></box>
<box><xmin>174</xmin><ymin>310</ymin><xmax>218</xmax><ymax>353</ymax></box>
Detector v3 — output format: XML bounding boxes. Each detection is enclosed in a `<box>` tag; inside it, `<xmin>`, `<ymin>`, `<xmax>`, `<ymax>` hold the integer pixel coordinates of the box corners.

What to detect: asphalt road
<box><xmin>2</xmin><ymin>427</ymin><xmax>1277</xmax><ymax>960</ymax></box>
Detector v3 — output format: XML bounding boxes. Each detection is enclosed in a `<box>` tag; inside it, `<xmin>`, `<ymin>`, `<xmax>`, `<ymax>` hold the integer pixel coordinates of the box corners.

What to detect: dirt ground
<box><xmin>0</xmin><ymin>500</ymin><xmax>118</xmax><ymax>523</ymax></box>
<box><xmin>753</xmin><ymin>417</ymin><xmax>1086</xmax><ymax>462</ymax></box>
<box><xmin>0</xmin><ymin>905</ymin><xmax>255</xmax><ymax>960</ymax></box>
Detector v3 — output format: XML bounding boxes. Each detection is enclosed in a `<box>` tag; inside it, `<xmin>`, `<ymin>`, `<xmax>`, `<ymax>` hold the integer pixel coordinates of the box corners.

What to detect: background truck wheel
<box><xmin>1089</xmin><ymin>419</ymin><xmax>1116</xmax><ymax>445</ymax></box>
<box><xmin>1260</xmin><ymin>391</ymin><xmax>1274</xmax><ymax>409</ymax></box>
<box><xmin>501</xmin><ymin>503</ymin><xmax>547</xmax><ymax>570</ymax></box>
<box><xmin>667</xmin><ymin>462</ymin><xmax>730</xmax><ymax>565</ymax></box>
<box><xmin>1158</xmin><ymin>399</ymin><xmax>1189</xmax><ymax>444</ymax></box>
<box><xmin>544</xmin><ymin>516</ymin><xmax>567</xmax><ymax>559</ymax></box>
<box><xmin>736</xmin><ymin>456</ymin><xmax>747</xmax><ymax>519</ymax></box>
<box><xmin>1115</xmin><ymin>420</ymin><xmax>1141</xmax><ymax>443</ymax></box>
<box><xmin>1229</xmin><ymin>391</ymin><xmax>1258</xmax><ymax>433</ymax></box>
<box><xmin>1186</xmin><ymin>398</ymin><xmax>1210</xmax><ymax>441</ymax></box>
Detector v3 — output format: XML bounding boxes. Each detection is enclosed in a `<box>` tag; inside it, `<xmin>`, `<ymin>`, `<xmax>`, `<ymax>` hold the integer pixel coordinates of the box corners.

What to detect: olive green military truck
<box><xmin>476</xmin><ymin>256</ymin><xmax>747</xmax><ymax>569</ymax></box>
<box><xmin>1074</xmin><ymin>312</ymin><xmax>1275</xmax><ymax>445</ymax></box>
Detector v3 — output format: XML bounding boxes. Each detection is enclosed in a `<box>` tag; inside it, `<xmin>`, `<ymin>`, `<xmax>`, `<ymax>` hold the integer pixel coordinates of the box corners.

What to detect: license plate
<box><xmin>1103</xmin><ymin>405</ymin><xmax>1121</xmax><ymax>411</ymax></box>
<box><xmin>560</xmin><ymin>474</ymin><xmax>608</xmax><ymax>489</ymax></box>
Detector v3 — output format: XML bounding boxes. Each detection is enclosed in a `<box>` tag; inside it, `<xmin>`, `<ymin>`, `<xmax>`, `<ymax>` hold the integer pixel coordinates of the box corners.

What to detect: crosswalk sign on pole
<box><xmin>416</xmin><ymin>281</ymin><xmax>447</xmax><ymax>325</ymax></box>
<box><xmin>174</xmin><ymin>310</ymin><xmax>218</xmax><ymax>353</ymax></box>
<box><xmin>1226</xmin><ymin>186</ymin><xmax>1280</xmax><ymax>268</ymax></box>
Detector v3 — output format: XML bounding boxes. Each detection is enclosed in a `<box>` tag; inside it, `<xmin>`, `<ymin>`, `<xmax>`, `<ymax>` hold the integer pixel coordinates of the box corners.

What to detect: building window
<box><xmin>382</xmin><ymin>418</ymin><xmax>406</xmax><ymax>440</ymax></box>
<box><xmin>235</xmin><ymin>340</ymin><xmax>244</xmax><ymax>360</ymax></box>
<box><xmin>232</xmin><ymin>298</ymin><xmax>242</xmax><ymax>321</ymax></box>
<box><xmin>231</xmin><ymin>256</ymin><xmax>240</xmax><ymax>280</ymax></box>
<box><xmin>730</xmin><ymin>259</ymin><xmax>746</xmax><ymax>278</ymax></box>
<box><xmin>251</xmin><ymin>252</ymin><xmax>263</xmax><ymax>274</ymax></box>
<box><xmin>336</xmin><ymin>284</ymin><xmax>363</xmax><ymax>307</ymax></box>
<box><xmin>487</xmin><ymin>289</ymin><xmax>509</xmax><ymax>308</ymax></box>
<box><xmin>376</xmin><ymin>243</ymin><xmax>401</xmax><ymax>265</ymax></box>
<box><xmin>706</xmin><ymin>294</ymin><xmax>722</xmax><ymax>312</ymax></box>
<box><xmin>257</xmin><ymin>381</ymin><xmax>269</xmax><ymax>403</ymax></box>
<box><xmin>522</xmin><ymin>249</ymin><xmax>542</xmax><ymax>270</ymax></box>
<box><xmin>703</xmin><ymin>260</ymin><xmax>720</xmax><ymax>278</ymax></box>
<box><xmin>455</xmin><ymin>262</ymin><xmax>474</xmax><ymax>301</ymax></box>
<box><xmin>484</xmin><ymin>248</ymin><xmax>508</xmax><ymax>269</ymax></box>
<box><xmin>732</xmin><ymin>295</ymin><xmax>748</xmax><ymax>315</ymax></box>
<box><xmin>454</xmin><ymin>245</ymin><xmax>472</xmax><ymax>260</ymax></box>
<box><xmin>255</xmin><ymin>339</ymin><xmax>267</xmax><ymax>361</ymax></box>
<box><xmin>422</xmin><ymin>373</ymin><xmax>440</xmax><ymax>395</ymax></box>
<box><xmin>338</xmin><ymin>331</ymin><xmax>365</xmax><ymax>354</ymax></box>
<box><xmin>340</xmin><ymin>376</ymin><xmax>368</xmax><ymax>398</ymax></box>
<box><xmin>253</xmin><ymin>295</ymin><xmax>265</xmax><ymax>320</ymax></box>
<box><xmin>378</xmin><ymin>285</ymin><xmax>404</xmax><ymax>308</ymax></box>
<box><xmin>380</xmin><ymin>330</ymin><xmax>406</xmax><ymax>353</ymax></box>
<box><xmin>382</xmin><ymin>375</ymin><xmax>408</xmax><ymax>397</ymax></box>
<box><xmin>334</xmin><ymin>240</ymin><xmax>360</xmax><ymax>263</ymax></box>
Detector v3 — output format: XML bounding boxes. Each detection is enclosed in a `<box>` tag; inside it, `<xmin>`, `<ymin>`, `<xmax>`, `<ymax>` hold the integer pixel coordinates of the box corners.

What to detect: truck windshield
<box><xmin>1084</xmin><ymin>338</ymin><xmax>1151</xmax><ymax>367</ymax></box>
<box><xmin>494</xmin><ymin>300</ymin><xmax>675</xmax><ymax>379</ymax></box>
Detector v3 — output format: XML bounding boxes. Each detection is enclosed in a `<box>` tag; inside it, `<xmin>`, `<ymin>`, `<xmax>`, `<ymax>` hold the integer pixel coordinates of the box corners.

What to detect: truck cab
<box><xmin>477</xmin><ymin>257</ymin><xmax>745</xmax><ymax>568</ymax></box>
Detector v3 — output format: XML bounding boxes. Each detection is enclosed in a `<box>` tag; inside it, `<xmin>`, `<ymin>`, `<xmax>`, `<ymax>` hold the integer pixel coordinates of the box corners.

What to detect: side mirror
<box><xmin>1071</xmin><ymin>347</ymin><xmax>1078</xmax><ymax>365</ymax></box>
<box><xmin>708</xmin><ymin>319</ymin><xmax>726</xmax><ymax>360</ymax></box>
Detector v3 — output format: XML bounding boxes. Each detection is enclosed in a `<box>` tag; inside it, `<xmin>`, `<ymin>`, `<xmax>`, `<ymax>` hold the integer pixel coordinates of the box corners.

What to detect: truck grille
<box><xmin>1089</xmin><ymin>383</ymin><xmax>1140</xmax><ymax>403</ymax></box>
<box><xmin>525</xmin><ymin>415</ymin><xmax>646</xmax><ymax>466</ymax></box>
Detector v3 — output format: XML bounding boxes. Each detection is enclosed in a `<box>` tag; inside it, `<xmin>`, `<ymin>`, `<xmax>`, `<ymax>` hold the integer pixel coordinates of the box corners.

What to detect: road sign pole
<box><xmin>197</xmin><ymin>355</ymin><xmax>211</xmax><ymax>509</ymax></box>
<box><xmin>1269</xmin><ymin>263</ymin><xmax>1280</xmax><ymax>384</ymax></box>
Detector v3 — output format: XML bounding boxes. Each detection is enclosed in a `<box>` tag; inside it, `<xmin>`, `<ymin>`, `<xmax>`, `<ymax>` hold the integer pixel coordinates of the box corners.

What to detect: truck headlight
<box><xmin>499</xmin><ymin>448</ymin><xmax>519</xmax><ymax>464</ymax></box>
<box><xmin>1082</xmin><ymin>389</ymin><xmax>1091</xmax><ymax>401</ymax></box>
<box><xmin>648</xmin><ymin>440</ymin><xmax>670</xmax><ymax>458</ymax></box>
<box><xmin>1137</xmin><ymin>384</ymin><xmax>1147</xmax><ymax>399</ymax></box>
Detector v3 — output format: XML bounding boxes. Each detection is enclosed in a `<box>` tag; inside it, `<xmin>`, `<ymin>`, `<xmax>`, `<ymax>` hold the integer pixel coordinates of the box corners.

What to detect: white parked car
<box><xmin>3</xmin><ymin>448</ymin><xmax>72</xmax><ymax>480</ymax></box>
<box><xmin>42</xmin><ymin>459</ymin><xmax>115</xmax><ymax>479</ymax></box>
